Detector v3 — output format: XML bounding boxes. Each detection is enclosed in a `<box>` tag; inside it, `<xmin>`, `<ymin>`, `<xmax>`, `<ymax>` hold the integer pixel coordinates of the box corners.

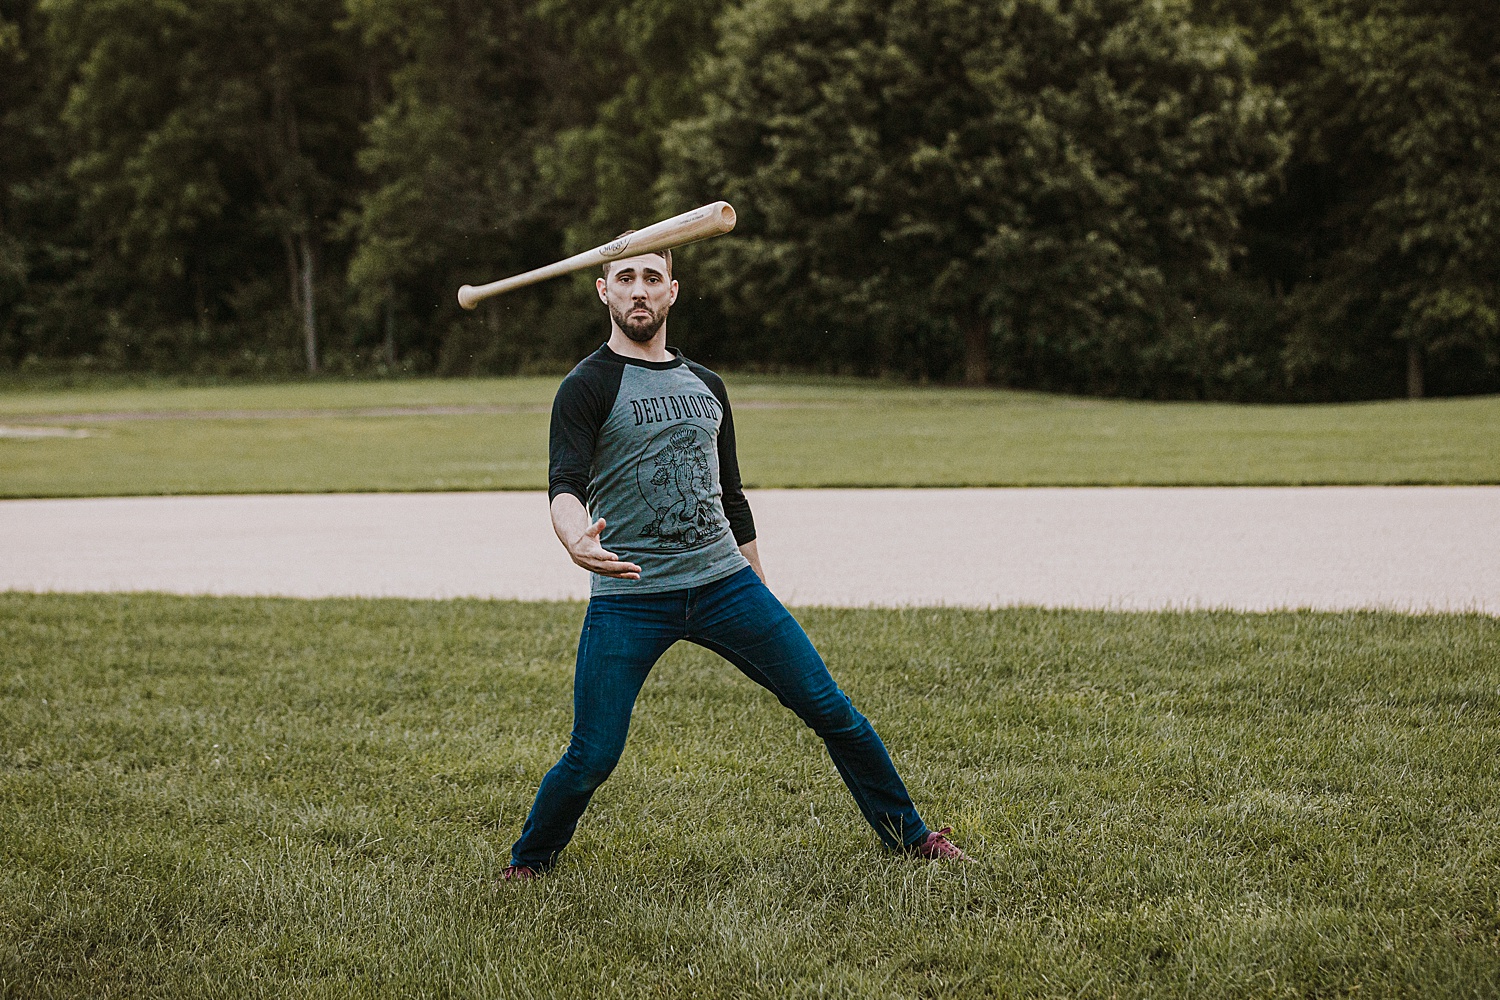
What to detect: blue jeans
<box><xmin>510</xmin><ymin>566</ymin><xmax>929</xmax><ymax>869</ymax></box>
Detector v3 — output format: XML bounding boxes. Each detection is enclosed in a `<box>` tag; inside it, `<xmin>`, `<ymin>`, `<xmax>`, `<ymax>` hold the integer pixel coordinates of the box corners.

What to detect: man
<box><xmin>501</xmin><ymin>239</ymin><xmax>966</xmax><ymax>879</ymax></box>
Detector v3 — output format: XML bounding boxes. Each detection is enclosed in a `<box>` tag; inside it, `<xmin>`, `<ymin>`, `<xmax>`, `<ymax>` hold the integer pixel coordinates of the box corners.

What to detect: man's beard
<box><xmin>611</xmin><ymin>301</ymin><xmax>667</xmax><ymax>342</ymax></box>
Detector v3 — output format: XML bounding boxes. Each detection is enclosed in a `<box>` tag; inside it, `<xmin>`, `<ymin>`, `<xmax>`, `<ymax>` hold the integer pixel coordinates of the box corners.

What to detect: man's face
<box><xmin>597</xmin><ymin>254</ymin><xmax>678</xmax><ymax>342</ymax></box>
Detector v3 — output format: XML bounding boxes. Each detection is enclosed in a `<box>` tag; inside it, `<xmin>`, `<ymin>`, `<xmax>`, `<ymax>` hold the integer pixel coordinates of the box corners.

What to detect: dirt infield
<box><xmin>2</xmin><ymin>487</ymin><xmax>1495</xmax><ymax>613</ymax></box>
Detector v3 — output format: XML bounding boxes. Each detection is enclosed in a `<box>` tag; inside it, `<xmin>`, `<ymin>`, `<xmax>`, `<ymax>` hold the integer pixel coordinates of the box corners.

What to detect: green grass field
<box><xmin>3</xmin><ymin>593</ymin><xmax>1496</xmax><ymax>998</ymax></box>
<box><xmin>1</xmin><ymin>376</ymin><xmax>1496</xmax><ymax>496</ymax></box>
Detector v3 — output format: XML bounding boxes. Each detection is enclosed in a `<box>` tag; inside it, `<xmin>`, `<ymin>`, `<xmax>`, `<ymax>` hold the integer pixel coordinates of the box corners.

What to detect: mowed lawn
<box><xmin>1</xmin><ymin>376</ymin><xmax>1496</xmax><ymax>496</ymax></box>
<box><xmin>2</xmin><ymin>593</ymin><xmax>1496</xmax><ymax>998</ymax></box>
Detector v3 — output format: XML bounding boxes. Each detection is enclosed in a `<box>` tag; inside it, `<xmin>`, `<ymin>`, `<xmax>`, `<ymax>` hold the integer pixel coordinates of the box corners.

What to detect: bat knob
<box><xmin>457</xmin><ymin>285</ymin><xmax>480</xmax><ymax>310</ymax></box>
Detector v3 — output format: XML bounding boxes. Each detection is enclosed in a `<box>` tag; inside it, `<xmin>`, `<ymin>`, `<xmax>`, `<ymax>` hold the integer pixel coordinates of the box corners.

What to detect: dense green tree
<box><xmin>524</xmin><ymin>0</ymin><xmax>734</xmax><ymax>363</ymax></box>
<box><xmin>664</xmin><ymin>0</ymin><xmax>1287</xmax><ymax>395</ymax></box>
<box><xmin>34</xmin><ymin>0</ymin><xmax>362</xmax><ymax>373</ymax></box>
<box><xmin>0</xmin><ymin>0</ymin><xmax>83</xmax><ymax>368</ymax></box>
<box><xmin>532</xmin><ymin>0</ymin><xmax>729</xmax><ymax>241</ymax></box>
<box><xmin>342</xmin><ymin>0</ymin><xmax>579</xmax><ymax>374</ymax></box>
<box><xmin>2</xmin><ymin>0</ymin><xmax>1496</xmax><ymax>399</ymax></box>
<box><xmin>1278</xmin><ymin>0</ymin><xmax>1499</xmax><ymax>398</ymax></box>
<box><xmin>1197</xmin><ymin>0</ymin><xmax>1500</xmax><ymax>399</ymax></box>
<box><xmin>0</xmin><ymin>1</ymin><xmax>34</xmax><ymax>364</ymax></box>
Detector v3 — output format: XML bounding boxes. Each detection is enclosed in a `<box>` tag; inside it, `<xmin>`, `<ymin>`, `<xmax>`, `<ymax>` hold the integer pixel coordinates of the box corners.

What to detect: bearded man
<box><xmin>501</xmin><ymin>238</ymin><xmax>967</xmax><ymax>879</ymax></box>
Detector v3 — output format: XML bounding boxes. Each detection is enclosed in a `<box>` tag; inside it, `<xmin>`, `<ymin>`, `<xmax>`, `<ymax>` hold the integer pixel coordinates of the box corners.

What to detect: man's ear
<box><xmin>596</xmin><ymin>277</ymin><xmax>608</xmax><ymax>303</ymax></box>
<box><xmin>668</xmin><ymin>279</ymin><xmax>679</xmax><ymax>306</ymax></box>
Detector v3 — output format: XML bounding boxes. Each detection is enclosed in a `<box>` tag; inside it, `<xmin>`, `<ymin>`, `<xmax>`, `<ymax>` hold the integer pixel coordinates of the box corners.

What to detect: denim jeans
<box><xmin>509</xmin><ymin>566</ymin><xmax>928</xmax><ymax>869</ymax></box>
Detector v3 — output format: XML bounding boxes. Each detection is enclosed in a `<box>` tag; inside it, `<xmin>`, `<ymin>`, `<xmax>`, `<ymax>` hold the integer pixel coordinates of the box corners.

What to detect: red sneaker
<box><xmin>498</xmin><ymin>864</ymin><xmax>541</xmax><ymax>882</ymax></box>
<box><xmin>910</xmin><ymin>826</ymin><xmax>970</xmax><ymax>861</ymax></box>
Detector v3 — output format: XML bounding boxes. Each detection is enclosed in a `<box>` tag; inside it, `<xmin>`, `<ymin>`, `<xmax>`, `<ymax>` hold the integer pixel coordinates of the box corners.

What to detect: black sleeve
<box><xmin>548</xmin><ymin>356</ymin><xmax>620</xmax><ymax>505</ymax></box>
<box><xmin>688</xmin><ymin>361</ymin><xmax>757</xmax><ymax>545</ymax></box>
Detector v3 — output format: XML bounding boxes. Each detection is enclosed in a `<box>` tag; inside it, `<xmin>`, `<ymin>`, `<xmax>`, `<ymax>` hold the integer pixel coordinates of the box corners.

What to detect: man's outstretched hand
<box><xmin>550</xmin><ymin>493</ymin><xmax>643</xmax><ymax>580</ymax></box>
<box><xmin>567</xmin><ymin>518</ymin><xmax>642</xmax><ymax>579</ymax></box>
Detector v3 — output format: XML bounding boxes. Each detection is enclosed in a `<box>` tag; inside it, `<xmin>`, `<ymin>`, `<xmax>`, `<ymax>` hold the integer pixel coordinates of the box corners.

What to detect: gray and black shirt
<box><xmin>548</xmin><ymin>344</ymin><xmax>755</xmax><ymax>595</ymax></box>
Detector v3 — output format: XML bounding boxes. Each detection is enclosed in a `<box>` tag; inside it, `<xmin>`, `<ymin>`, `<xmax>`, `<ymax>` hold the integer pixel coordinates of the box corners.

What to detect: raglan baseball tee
<box><xmin>548</xmin><ymin>344</ymin><xmax>756</xmax><ymax>596</ymax></box>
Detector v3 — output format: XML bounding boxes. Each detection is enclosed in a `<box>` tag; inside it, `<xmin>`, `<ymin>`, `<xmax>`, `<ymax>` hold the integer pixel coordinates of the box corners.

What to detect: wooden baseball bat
<box><xmin>457</xmin><ymin>201</ymin><xmax>737</xmax><ymax>310</ymax></box>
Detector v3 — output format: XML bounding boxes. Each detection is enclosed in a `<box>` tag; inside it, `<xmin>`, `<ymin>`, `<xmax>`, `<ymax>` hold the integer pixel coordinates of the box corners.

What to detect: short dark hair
<box><xmin>601</xmin><ymin>231</ymin><xmax>672</xmax><ymax>278</ymax></box>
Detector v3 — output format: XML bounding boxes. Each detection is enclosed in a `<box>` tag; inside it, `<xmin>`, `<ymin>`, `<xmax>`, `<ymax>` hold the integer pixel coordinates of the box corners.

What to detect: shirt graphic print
<box><xmin>638</xmin><ymin>424</ymin><xmax>728</xmax><ymax>550</ymax></box>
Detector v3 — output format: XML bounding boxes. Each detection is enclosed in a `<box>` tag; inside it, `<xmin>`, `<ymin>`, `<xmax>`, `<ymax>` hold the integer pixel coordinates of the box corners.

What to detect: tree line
<box><xmin>1</xmin><ymin>0</ymin><xmax>1495</xmax><ymax>399</ymax></box>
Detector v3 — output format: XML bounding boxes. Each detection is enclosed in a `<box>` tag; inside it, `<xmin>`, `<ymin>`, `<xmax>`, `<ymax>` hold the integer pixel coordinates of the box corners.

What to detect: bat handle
<box><xmin>457</xmin><ymin>285</ymin><xmax>481</xmax><ymax>310</ymax></box>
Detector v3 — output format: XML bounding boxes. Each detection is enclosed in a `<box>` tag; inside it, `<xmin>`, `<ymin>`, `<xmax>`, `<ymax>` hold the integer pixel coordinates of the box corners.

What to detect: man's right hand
<box><xmin>567</xmin><ymin>517</ymin><xmax>642</xmax><ymax>579</ymax></box>
<box><xmin>550</xmin><ymin>494</ymin><xmax>641</xmax><ymax>579</ymax></box>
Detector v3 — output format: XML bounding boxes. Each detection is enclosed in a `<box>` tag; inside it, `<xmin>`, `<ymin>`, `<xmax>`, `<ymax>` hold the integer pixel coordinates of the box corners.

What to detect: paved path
<box><xmin>2</xmin><ymin>488</ymin><xmax>1495</xmax><ymax>613</ymax></box>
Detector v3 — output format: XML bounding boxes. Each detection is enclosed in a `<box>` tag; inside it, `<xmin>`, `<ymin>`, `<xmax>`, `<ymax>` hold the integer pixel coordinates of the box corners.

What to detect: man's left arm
<box><xmin>739</xmin><ymin>538</ymin><xmax>766</xmax><ymax>584</ymax></box>
<box><xmin>691</xmin><ymin>363</ymin><xmax>763</xmax><ymax>585</ymax></box>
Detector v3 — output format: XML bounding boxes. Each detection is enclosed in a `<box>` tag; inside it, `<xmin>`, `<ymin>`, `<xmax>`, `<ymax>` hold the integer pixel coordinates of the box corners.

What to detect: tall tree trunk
<box><xmin>384</xmin><ymin>296</ymin><xmax>397</xmax><ymax>368</ymax></box>
<box><xmin>281</xmin><ymin>232</ymin><xmax>302</xmax><ymax>317</ymax></box>
<box><xmin>963</xmin><ymin>312</ymin><xmax>988</xmax><ymax>386</ymax></box>
<box><xmin>299</xmin><ymin>233</ymin><xmax>317</xmax><ymax>374</ymax></box>
<box><xmin>193</xmin><ymin>271</ymin><xmax>209</xmax><ymax>333</ymax></box>
<box><xmin>1406</xmin><ymin>340</ymin><xmax>1424</xmax><ymax>399</ymax></box>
